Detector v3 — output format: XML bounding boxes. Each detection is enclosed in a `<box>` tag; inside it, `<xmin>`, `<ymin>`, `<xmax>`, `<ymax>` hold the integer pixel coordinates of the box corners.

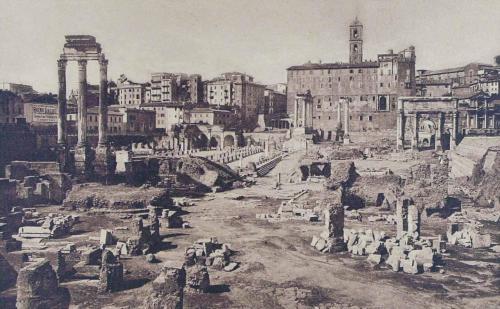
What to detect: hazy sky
<box><xmin>1</xmin><ymin>0</ymin><xmax>500</xmax><ymax>93</ymax></box>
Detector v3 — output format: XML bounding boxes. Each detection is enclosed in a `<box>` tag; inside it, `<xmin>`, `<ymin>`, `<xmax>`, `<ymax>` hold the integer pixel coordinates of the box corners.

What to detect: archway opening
<box><xmin>223</xmin><ymin>135</ymin><xmax>235</xmax><ymax>148</ymax></box>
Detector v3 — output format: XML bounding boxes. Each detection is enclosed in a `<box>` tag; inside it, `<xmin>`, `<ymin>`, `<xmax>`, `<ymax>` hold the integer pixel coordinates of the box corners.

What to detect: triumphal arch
<box><xmin>57</xmin><ymin>35</ymin><xmax>114</xmax><ymax>180</ymax></box>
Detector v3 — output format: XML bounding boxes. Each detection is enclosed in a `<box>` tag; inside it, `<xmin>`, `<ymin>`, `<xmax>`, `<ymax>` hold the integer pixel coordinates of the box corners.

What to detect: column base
<box><xmin>55</xmin><ymin>144</ymin><xmax>71</xmax><ymax>173</ymax></box>
<box><xmin>434</xmin><ymin>142</ymin><xmax>443</xmax><ymax>152</ymax></box>
<box><xmin>94</xmin><ymin>144</ymin><xmax>116</xmax><ymax>183</ymax></box>
<box><xmin>74</xmin><ymin>144</ymin><xmax>94</xmax><ymax>181</ymax></box>
<box><xmin>343</xmin><ymin>135</ymin><xmax>351</xmax><ymax>145</ymax></box>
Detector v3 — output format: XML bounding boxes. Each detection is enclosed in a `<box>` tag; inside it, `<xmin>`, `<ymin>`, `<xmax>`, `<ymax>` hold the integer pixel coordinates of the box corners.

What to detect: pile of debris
<box><xmin>5</xmin><ymin>161</ymin><xmax>72</xmax><ymax>205</ymax></box>
<box><xmin>184</xmin><ymin>237</ymin><xmax>238</xmax><ymax>272</ymax></box>
<box><xmin>313</xmin><ymin>196</ymin><xmax>445</xmax><ymax>275</ymax></box>
<box><xmin>256</xmin><ymin>200</ymin><xmax>319</xmax><ymax>223</ymax></box>
<box><xmin>324</xmin><ymin>161</ymin><xmax>357</xmax><ymax>190</ymax></box>
<box><xmin>18</xmin><ymin>213</ymin><xmax>79</xmax><ymax>239</ymax></box>
<box><xmin>112</xmin><ymin>216</ymin><xmax>161</xmax><ymax>256</ymax></box>
<box><xmin>143</xmin><ymin>261</ymin><xmax>186</xmax><ymax>308</ymax></box>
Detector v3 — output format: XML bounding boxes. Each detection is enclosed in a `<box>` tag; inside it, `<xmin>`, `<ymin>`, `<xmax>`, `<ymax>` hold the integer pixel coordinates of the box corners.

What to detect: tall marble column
<box><xmin>293</xmin><ymin>97</ymin><xmax>299</xmax><ymax>128</ymax></box>
<box><xmin>451</xmin><ymin>111</ymin><xmax>458</xmax><ymax>150</ymax></box>
<box><xmin>74</xmin><ymin>59</ymin><xmax>93</xmax><ymax>180</ymax></box>
<box><xmin>94</xmin><ymin>56</ymin><xmax>115</xmax><ymax>182</ymax></box>
<box><xmin>98</xmin><ymin>57</ymin><xmax>108</xmax><ymax>146</ymax></box>
<box><xmin>308</xmin><ymin>98</ymin><xmax>313</xmax><ymax>128</ymax></box>
<box><xmin>343</xmin><ymin>99</ymin><xmax>350</xmax><ymax>144</ymax></box>
<box><xmin>77</xmin><ymin>59</ymin><xmax>88</xmax><ymax>147</ymax></box>
<box><xmin>337</xmin><ymin>100</ymin><xmax>342</xmax><ymax>126</ymax></box>
<box><xmin>396</xmin><ymin>99</ymin><xmax>405</xmax><ymax>151</ymax></box>
<box><xmin>411</xmin><ymin>113</ymin><xmax>419</xmax><ymax>151</ymax></box>
<box><xmin>301</xmin><ymin>99</ymin><xmax>306</xmax><ymax>128</ymax></box>
<box><xmin>483</xmin><ymin>100</ymin><xmax>488</xmax><ymax>129</ymax></box>
<box><xmin>435</xmin><ymin>112</ymin><xmax>443</xmax><ymax>152</ymax></box>
<box><xmin>57</xmin><ymin>59</ymin><xmax>67</xmax><ymax>145</ymax></box>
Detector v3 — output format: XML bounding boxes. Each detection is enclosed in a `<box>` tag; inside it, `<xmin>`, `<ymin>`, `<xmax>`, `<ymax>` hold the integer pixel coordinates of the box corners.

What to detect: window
<box><xmin>380</xmin><ymin>83</ymin><xmax>384</xmax><ymax>87</ymax></box>
<box><xmin>359</xmin><ymin>116</ymin><xmax>363</xmax><ymax>121</ymax></box>
<box><xmin>378</xmin><ymin>96</ymin><xmax>388</xmax><ymax>111</ymax></box>
<box><xmin>350</xmin><ymin>69</ymin><xmax>354</xmax><ymax>74</ymax></box>
<box><xmin>349</xmin><ymin>76</ymin><xmax>353</xmax><ymax>81</ymax></box>
<box><xmin>358</xmin><ymin>69</ymin><xmax>362</xmax><ymax>73</ymax></box>
<box><xmin>368</xmin><ymin>115</ymin><xmax>373</xmax><ymax>122</ymax></box>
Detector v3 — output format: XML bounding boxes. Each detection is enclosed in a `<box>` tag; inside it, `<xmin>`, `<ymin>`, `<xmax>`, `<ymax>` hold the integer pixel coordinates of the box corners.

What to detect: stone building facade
<box><xmin>67</xmin><ymin>105</ymin><xmax>155</xmax><ymax>140</ymax></box>
<box><xmin>140</xmin><ymin>102</ymin><xmax>184</xmax><ymax>131</ymax></box>
<box><xmin>205</xmin><ymin>72</ymin><xmax>265</xmax><ymax>128</ymax></box>
<box><xmin>184</xmin><ymin>107</ymin><xmax>236</xmax><ymax>128</ymax></box>
<box><xmin>0</xmin><ymin>90</ymin><xmax>23</xmax><ymax>124</ymax></box>
<box><xmin>286</xmin><ymin>18</ymin><xmax>416</xmax><ymax>139</ymax></box>
<box><xmin>114</xmin><ymin>74</ymin><xmax>147</xmax><ymax>107</ymax></box>
<box><xmin>150</xmin><ymin>72</ymin><xmax>203</xmax><ymax>104</ymax></box>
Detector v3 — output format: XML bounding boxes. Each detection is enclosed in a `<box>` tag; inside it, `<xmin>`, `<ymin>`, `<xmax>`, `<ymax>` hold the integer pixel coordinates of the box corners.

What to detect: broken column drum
<box><xmin>324</xmin><ymin>203</ymin><xmax>344</xmax><ymax>238</ymax></box>
<box><xmin>98</xmin><ymin>250</ymin><xmax>123</xmax><ymax>293</ymax></box>
<box><xmin>16</xmin><ymin>259</ymin><xmax>70</xmax><ymax>309</ymax></box>
<box><xmin>396</xmin><ymin>197</ymin><xmax>420</xmax><ymax>239</ymax></box>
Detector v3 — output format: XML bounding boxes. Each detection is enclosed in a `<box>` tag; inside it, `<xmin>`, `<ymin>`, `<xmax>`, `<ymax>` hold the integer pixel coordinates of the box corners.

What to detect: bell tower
<box><xmin>349</xmin><ymin>17</ymin><xmax>363</xmax><ymax>64</ymax></box>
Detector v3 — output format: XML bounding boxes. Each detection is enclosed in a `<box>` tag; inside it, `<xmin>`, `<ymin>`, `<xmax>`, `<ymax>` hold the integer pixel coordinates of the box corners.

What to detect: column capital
<box><xmin>99</xmin><ymin>58</ymin><xmax>108</xmax><ymax>69</ymax></box>
<box><xmin>77</xmin><ymin>59</ymin><xmax>87</xmax><ymax>68</ymax></box>
<box><xmin>57</xmin><ymin>58</ymin><xmax>67</xmax><ymax>69</ymax></box>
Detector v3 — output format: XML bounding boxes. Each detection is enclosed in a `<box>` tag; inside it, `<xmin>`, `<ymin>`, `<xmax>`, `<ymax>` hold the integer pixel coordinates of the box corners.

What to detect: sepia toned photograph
<box><xmin>0</xmin><ymin>1</ymin><xmax>499</xmax><ymax>308</ymax></box>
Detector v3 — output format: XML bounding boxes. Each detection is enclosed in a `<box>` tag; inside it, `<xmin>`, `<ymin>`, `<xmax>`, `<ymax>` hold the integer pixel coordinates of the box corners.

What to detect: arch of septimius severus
<box><xmin>57</xmin><ymin>35</ymin><xmax>114</xmax><ymax>180</ymax></box>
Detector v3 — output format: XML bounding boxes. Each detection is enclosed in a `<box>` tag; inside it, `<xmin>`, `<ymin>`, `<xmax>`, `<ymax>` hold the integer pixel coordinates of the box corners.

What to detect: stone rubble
<box><xmin>98</xmin><ymin>250</ymin><xmax>124</xmax><ymax>293</ymax></box>
<box><xmin>16</xmin><ymin>258</ymin><xmax>70</xmax><ymax>309</ymax></box>
<box><xmin>143</xmin><ymin>260</ymin><xmax>186</xmax><ymax>309</ymax></box>
<box><xmin>184</xmin><ymin>237</ymin><xmax>237</xmax><ymax>271</ymax></box>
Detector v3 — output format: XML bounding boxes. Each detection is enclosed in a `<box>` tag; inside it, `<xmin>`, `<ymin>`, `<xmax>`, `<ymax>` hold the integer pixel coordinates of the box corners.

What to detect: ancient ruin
<box><xmin>0</xmin><ymin>6</ymin><xmax>499</xmax><ymax>309</ymax></box>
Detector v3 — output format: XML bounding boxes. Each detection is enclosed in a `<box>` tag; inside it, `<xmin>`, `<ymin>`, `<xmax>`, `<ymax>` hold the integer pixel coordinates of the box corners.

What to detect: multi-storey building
<box><xmin>150</xmin><ymin>72</ymin><xmax>203</xmax><ymax>104</ymax></box>
<box><xmin>67</xmin><ymin>105</ymin><xmax>155</xmax><ymax>137</ymax></box>
<box><xmin>206</xmin><ymin>72</ymin><xmax>265</xmax><ymax>128</ymax></box>
<box><xmin>140</xmin><ymin>102</ymin><xmax>184</xmax><ymax>131</ymax></box>
<box><xmin>0</xmin><ymin>90</ymin><xmax>23</xmax><ymax>124</ymax></box>
<box><xmin>150</xmin><ymin>73</ymin><xmax>177</xmax><ymax>103</ymax></box>
<box><xmin>263</xmin><ymin>87</ymin><xmax>287</xmax><ymax>115</ymax></box>
<box><xmin>114</xmin><ymin>74</ymin><xmax>147</xmax><ymax>107</ymax></box>
<box><xmin>286</xmin><ymin>18</ymin><xmax>416</xmax><ymax>139</ymax></box>
<box><xmin>0</xmin><ymin>83</ymin><xmax>34</xmax><ymax>95</ymax></box>
<box><xmin>417</xmin><ymin>63</ymin><xmax>495</xmax><ymax>87</ymax></box>
<box><xmin>184</xmin><ymin>107</ymin><xmax>236</xmax><ymax>128</ymax></box>
<box><xmin>416</xmin><ymin>81</ymin><xmax>452</xmax><ymax>97</ymax></box>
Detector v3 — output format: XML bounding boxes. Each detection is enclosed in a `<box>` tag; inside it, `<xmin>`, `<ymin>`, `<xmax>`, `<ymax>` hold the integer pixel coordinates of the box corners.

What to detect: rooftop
<box><xmin>287</xmin><ymin>61</ymin><xmax>379</xmax><ymax>71</ymax></box>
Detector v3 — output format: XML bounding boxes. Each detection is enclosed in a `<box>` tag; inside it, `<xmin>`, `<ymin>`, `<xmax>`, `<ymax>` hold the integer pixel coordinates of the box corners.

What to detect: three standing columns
<box><xmin>56</xmin><ymin>54</ymin><xmax>112</xmax><ymax>180</ymax></box>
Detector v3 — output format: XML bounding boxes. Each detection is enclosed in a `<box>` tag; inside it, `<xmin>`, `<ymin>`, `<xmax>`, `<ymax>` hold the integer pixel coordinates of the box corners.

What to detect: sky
<box><xmin>1</xmin><ymin>0</ymin><xmax>500</xmax><ymax>93</ymax></box>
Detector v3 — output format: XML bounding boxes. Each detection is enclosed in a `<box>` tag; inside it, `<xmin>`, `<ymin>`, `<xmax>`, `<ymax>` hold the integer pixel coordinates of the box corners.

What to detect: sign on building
<box><xmin>31</xmin><ymin>104</ymin><xmax>58</xmax><ymax>123</ymax></box>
